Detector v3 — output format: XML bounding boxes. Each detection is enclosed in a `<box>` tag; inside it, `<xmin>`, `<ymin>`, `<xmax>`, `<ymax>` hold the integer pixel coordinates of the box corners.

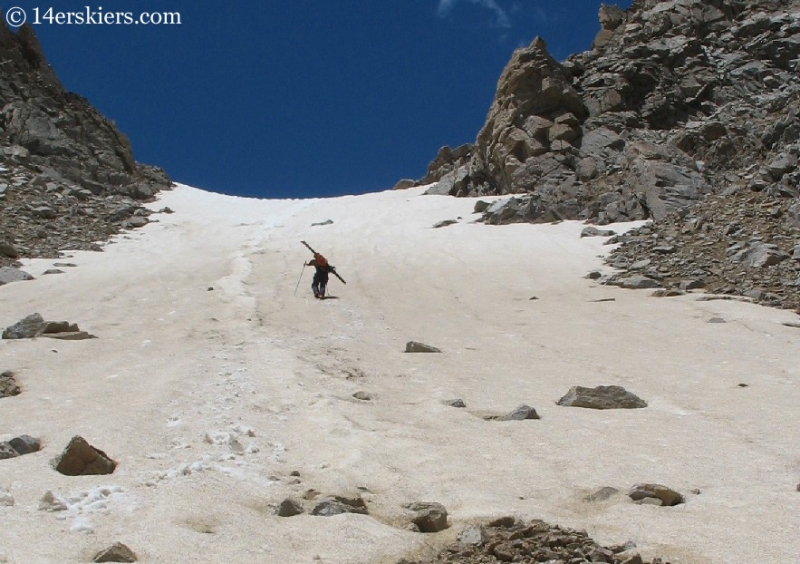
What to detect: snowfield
<box><xmin>1</xmin><ymin>184</ymin><xmax>798</xmax><ymax>564</ymax></box>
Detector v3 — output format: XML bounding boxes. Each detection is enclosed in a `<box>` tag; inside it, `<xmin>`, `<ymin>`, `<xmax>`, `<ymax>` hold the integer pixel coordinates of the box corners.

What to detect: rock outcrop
<box><xmin>412</xmin><ymin>0</ymin><xmax>800</xmax><ymax>226</ymax></box>
<box><xmin>0</xmin><ymin>18</ymin><xmax>171</xmax><ymax>269</ymax></box>
<box><xmin>401</xmin><ymin>0</ymin><xmax>800</xmax><ymax>310</ymax></box>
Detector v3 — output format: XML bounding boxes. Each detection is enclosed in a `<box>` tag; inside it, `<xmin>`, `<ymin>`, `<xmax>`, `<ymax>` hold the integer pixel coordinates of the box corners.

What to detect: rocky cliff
<box><xmin>416</xmin><ymin>0</ymin><xmax>799</xmax><ymax>222</ymax></box>
<box><xmin>410</xmin><ymin>0</ymin><xmax>800</xmax><ymax>310</ymax></box>
<box><xmin>0</xmin><ymin>18</ymin><xmax>171</xmax><ymax>271</ymax></box>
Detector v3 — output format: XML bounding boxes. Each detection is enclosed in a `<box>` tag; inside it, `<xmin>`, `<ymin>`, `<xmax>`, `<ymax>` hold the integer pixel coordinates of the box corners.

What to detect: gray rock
<box><xmin>0</xmin><ymin>370</ymin><xmax>21</xmax><ymax>398</ymax></box>
<box><xmin>473</xmin><ymin>200</ymin><xmax>491</xmax><ymax>213</ymax></box>
<box><xmin>433</xmin><ymin>219</ymin><xmax>458</xmax><ymax>228</ymax></box>
<box><xmin>768</xmin><ymin>151</ymin><xmax>798</xmax><ymax>179</ymax></box>
<box><xmin>731</xmin><ymin>243</ymin><xmax>790</xmax><ymax>268</ymax></box>
<box><xmin>458</xmin><ymin>525</ymin><xmax>490</xmax><ymax>546</ymax></box>
<box><xmin>2</xmin><ymin>313</ymin><xmax>45</xmax><ymax>339</ymax></box>
<box><xmin>30</xmin><ymin>205</ymin><xmax>56</xmax><ymax>219</ymax></box>
<box><xmin>42</xmin><ymin>269</ymin><xmax>64</xmax><ymax>275</ymax></box>
<box><xmin>312</xmin><ymin>495</ymin><xmax>368</xmax><ymax>516</ymax></box>
<box><xmin>405</xmin><ymin>341</ymin><xmax>441</xmax><ymax>353</ymax></box>
<box><xmin>38</xmin><ymin>490</ymin><xmax>68</xmax><ymax>512</ymax></box>
<box><xmin>93</xmin><ymin>542</ymin><xmax>137</xmax><ymax>563</ymax></box>
<box><xmin>53</xmin><ymin>436</ymin><xmax>117</xmax><ymax>476</ymax></box>
<box><xmin>352</xmin><ymin>391</ymin><xmax>373</xmax><ymax>401</ymax></box>
<box><xmin>628</xmin><ymin>483</ymin><xmax>684</xmax><ymax>506</ymax></box>
<box><xmin>584</xmin><ymin>486</ymin><xmax>619</xmax><ymax>502</ymax></box>
<box><xmin>680</xmin><ymin>279</ymin><xmax>706</xmax><ymax>290</ymax></box>
<box><xmin>651</xmin><ymin>289</ymin><xmax>684</xmax><ymax>298</ymax></box>
<box><xmin>607</xmin><ymin>275</ymin><xmax>662</xmax><ymax>289</ymax></box>
<box><xmin>616</xmin><ymin>551</ymin><xmax>644</xmax><ymax>564</ymax></box>
<box><xmin>443</xmin><ymin>398</ymin><xmax>466</xmax><ymax>408</ymax></box>
<box><xmin>499</xmin><ymin>404</ymin><xmax>540</xmax><ymax>421</ymax></box>
<box><xmin>392</xmin><ymin>179</ymin><xmax>416</xmax><ymax>190</ymax></box>
<box><xmin>0</xmin><ymin>241</ymin><xmax>19</xmax><ymax>258</ymax></box>
<box><xmin>581</xmin><ymin>226</ymin><xmax>616</xmax><ymax>238</ymax></box>
<box><xmin>127</xmin><ymin>216</ymin><xmax>148</xmax><ymax>228</ymax></box>
<box><xmin>276</xmin><ymin>497</ymin><xmax>304</xmax><ymax>517</ymax></box>
<box><xmin>9</xmin><ymin>435</ymin><xmax>41</xmax><ymax>455</ymax></box>
<box><xmin>557</xmin><ymin>385</ymin><xmax>647</xmax><ymax>410</ymax></box>
<box><xmin>0</xmin><ymin>267</ymin><xmax>34</xmax><ymax>286</ymax></box>
<box><xmin>0</xmin><ymin>442</ymin><xmax>19</xmax><ymax>460</ymax></box>
<box><xmin>707</xmin><ymin>317</ymin><xmax>726</xmax><ymax>324</ymax></box>
<box><xmin>405</xmin><ymin>501</ymin><xmax>448</xmax><ymax>533</ymax></box>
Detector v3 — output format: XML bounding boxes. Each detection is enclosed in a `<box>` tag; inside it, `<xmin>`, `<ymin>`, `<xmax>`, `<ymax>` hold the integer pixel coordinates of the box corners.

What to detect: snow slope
<box><xmin>1</xmin><ymin>184</ymin><xmax>798</xmax><ymax>564</ymax></box>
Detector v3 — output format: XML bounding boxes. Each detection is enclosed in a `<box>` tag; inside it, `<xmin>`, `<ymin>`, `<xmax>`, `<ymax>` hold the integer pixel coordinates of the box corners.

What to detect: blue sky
<box><xmin>25</xmin><ymin>1</ymin><xmax>633</xmax><ymax>199</ymax></box>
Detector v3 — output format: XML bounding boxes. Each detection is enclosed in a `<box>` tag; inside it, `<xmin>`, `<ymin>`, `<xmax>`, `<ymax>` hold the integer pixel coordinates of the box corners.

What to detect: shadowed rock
<box><xmin>581</xmin><ymin>226</ymin><xmax>616</xmax><ymax>238</ymax></box>
<box><xmin>606</xmin><ymin>275</ymin><xmax>662</xmax><ymax>290</ymax></box>
<box><xmin>93</xmin><ymin>542</ymin><xmax>137</xmax><ymax>563</ymax></box>
<box><xmin>406</xmin><ymin>501</ymin><xmax>448</xmax><ymax>533</ymax></box>
<box><xmin>0</xmin><ymin>370</ymin><xmax>21</xmax><ymax>398</ymax></box>
<box><xmin>628</xmin><ymin>483</ymin><xmax>684</xmax><ymax>506</ymax></box>
<box><xmin>557</xmin><ymin>385</ymin><xmax>647</xmax><ymax>409</ymax></box>
<box><xmin>2</xmin><ymin>313</ymin><xmax>44</xmax><ymax>339</ymax></box>
<box><xmin>405</xmin><ymin>341</ymin><xmax>441</xmax><ymax>353</ymax></box>
<box><xmin>0</xmin><ymin>442</ymin><xmax>18</xmax><ymax>460</ymax></box>
<box><xmin>312</xmin><ymin>495</ymin><xmax>368</xmax><ymax>516</ymax></box>
<box><xmin>443</xmin><ymin>398</ymin><xmax>466</xmax><ymax>408</ymax></box>
<box><xmin>53</xmin><ymin>436</ymin><xmax>117</xmax><ymax>476</ymax></box>
<box><xmin>499</xmin><ymin>404</ymin><xmax>540</xmax><ymax>421</ymax></box>
<box><xmin>0</xmin><ymin>266</ymin><xmax>33</xmax><ymax>286</ymax></box>
<box><xmin>9</xmin><ymin>435</ymin><xmax>40</xmax><ymax>455</ymax></box>
<box><xmin>276</xmin><ymin>497</ymin><xmax>304</xmax><ymax>517</ymax></box>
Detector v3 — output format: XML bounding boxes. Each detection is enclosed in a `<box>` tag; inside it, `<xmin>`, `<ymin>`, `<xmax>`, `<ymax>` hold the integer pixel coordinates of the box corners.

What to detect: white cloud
<box><xmin>437</xmin><ymin>0</ymin><xmax>512</xmax><ymax>28</ymax></box>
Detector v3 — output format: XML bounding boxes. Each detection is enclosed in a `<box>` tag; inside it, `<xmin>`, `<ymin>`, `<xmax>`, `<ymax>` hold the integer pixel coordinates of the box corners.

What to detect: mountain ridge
<box><xmin>0</xmin><ymin>16</ymin><xmax>172</xmax><ymax>271</ymax></box>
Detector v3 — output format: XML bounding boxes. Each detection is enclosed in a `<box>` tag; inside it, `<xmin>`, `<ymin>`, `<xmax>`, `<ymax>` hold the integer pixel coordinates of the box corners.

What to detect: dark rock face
<box><xmin>410</xmin><ymin>0</ymin><xmax>800</xmax><ymax>238</ymax></box>
<box><xmin>53</xmin><ymin>435</ymin><xmax>117</xmax><ymax>476</ymax></box>
<box><xmin>0</xmin><ymin>20</ymin><xmax>171</xmax><ymax>269</ymax></box>
<box><xmin>413</xmin><ymin>1</ymin><xmax>800</xmax><ymax>228</ymax></box>
<box><xmin>405</xmin><ymin>0</ymin><xmax>800</xmax><ymax>311</ymax></box>
<box><xmin>557</xmin><ymin>385</ymin><xmax>647</xmax><ymax>409</ymax></box>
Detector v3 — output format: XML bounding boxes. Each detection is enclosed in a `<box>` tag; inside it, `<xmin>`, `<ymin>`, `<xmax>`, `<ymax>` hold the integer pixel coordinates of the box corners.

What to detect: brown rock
<box><xmin>628</xmin><ymin>483</ymin><xmax>684</xmax><ymax>506</ymax></box>
<box><xmin>53</xmin><ymin>436</ymin><xmax>117</xmax><ymax>476</ymax></box>
<box><xmin>93</xmin><ymin>542</ymin><xmax>137</xmax><ymax>563</ymax></box>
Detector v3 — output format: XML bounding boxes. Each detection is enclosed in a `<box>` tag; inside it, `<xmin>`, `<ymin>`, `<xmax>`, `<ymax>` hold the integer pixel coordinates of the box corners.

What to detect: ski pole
<box><xmin>294</xmin><ymin>263</ymin><xmax>306</xmax><ymax>295</ymax></box>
